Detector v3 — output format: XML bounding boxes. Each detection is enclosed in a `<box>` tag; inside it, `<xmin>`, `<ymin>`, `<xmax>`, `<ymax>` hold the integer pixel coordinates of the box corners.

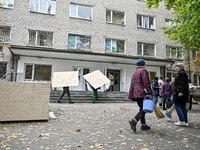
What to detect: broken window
<box><xmin>106</xmin><ymin>10</ymin><xmax>125</xmax><ymax>25</ymax></box>
<box><xmin>28</xmin><ymin>30</ymin><xmax>53</xmax><ymax>47</ymax></box>
<box><xmin>105</xmin><ymin>39</ymin><xmax>125</xmax><ymax>53</ymax></box>
<box><xmin>0</xmin><ymin>26</ymin><xmax>11</xmax><ymax>43</ymax></box>
<box><xmin>137</xmin><ymin>42</ymin><xmax>155</xmax><ymax>56</ymax></box>
<box><xmin>68</xmin><ymin>34</ymin><xmax>91</xmax><ymax>50</ymax></box>
<box><xmin>0</xmin><ymin>62</ymin><xmax>7</xmax><ymax>80</ymax></box>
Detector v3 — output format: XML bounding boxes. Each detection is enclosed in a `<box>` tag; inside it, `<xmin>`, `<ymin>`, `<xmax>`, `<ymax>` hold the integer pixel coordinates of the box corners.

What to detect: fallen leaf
<box><xmin>76</xmin><ymin>129</ymin><xmax>81</xmax><ymax>132</ymax></box>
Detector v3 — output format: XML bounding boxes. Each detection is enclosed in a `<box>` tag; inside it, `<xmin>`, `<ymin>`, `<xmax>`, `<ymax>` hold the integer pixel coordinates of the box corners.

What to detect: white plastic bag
<box><xmin>105</xmin><ymin>82</ymin><xmax>111</xmax><ymax>90</ymax></box>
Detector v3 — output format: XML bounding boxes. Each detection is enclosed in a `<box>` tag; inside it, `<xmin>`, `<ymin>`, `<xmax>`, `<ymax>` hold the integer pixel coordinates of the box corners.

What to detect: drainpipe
<box><xmin>188</xmin><ymin>49</ymin><xmax>191</xmax><ymax>80</ymax></box>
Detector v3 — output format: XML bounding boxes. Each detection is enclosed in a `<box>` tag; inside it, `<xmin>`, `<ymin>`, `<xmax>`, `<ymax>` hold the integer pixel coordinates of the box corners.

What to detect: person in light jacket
<box><xmin>128</xmin><ymin>59</ymin><xmax>152</xmax><ymax>132</ymax></box>
<box><xmin>107</xmin><ymin>73</ymin><xmax>114</xmax><ymax>91</ymax></box>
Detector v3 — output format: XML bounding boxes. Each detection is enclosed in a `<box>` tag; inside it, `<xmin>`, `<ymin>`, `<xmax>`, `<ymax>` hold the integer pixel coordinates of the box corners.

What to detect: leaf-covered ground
<box><xmin>0</xmin><ymin>103</ymin><xmax>200</xmax><ymax>150</ymax></box>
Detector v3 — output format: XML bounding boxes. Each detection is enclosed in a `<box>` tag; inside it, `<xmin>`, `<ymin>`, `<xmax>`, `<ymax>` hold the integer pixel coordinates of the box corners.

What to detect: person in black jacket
<box><xmin>173</xmin><ymin>63</ymin><xmax>189</xmax><ymax>126</ymax></box>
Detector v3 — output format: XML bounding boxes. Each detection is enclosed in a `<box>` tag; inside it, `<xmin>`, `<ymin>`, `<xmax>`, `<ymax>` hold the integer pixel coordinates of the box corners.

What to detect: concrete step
<box><xmin>50</xmin><ymin>90</ymin><xmax>130</xmax><ymax>103</ymax></box>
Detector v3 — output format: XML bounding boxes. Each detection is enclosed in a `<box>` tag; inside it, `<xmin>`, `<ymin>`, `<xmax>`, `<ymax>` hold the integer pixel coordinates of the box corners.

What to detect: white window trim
<box><xmin>137</xmin><ymin>42</ymin><xmax>156</xmax><ymax>57</ymax></box>
<box><xmin>137</xmin><ymin>14</ymin><xmax>155</xmax><ymax>30</ymax></box>
<box><xmin>105</xmin><ymin>9</ymin><xmax>126</xmax><ymax>25</ymax></box>
<box><xmin>29</xmin><ymin>0</ymin><xmax>56</xmax><ymax>15</ymax></box>
<box><xmin>166</xmin><ymin>46</ymin><xmax>183</xmax><ymax>59</ymax></box>
<box><xmin>69</xmin><ymin>3</ymin><xmax>93</xmax><ymax>20</ymax></box>
<box><xmin>27</xmin><ymin>29</ymin><xmax>54</xmax><ymax>47</ymax></box>
<box><xmin>105</xmin><ymin>38</ymin><xmax>126</xmax><ymax>54</ymax></box>
<box><xmin>24</xmin><ymin>63</ymin><xmax>52</xmax><ymax>82</ymax></box>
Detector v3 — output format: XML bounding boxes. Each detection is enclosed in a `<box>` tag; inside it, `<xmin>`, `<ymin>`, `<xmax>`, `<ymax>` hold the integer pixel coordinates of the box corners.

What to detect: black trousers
<box><xmin>134</xmin><ymin>98</ymin><xmax>146</xmax><ymax>124</ymax></box>
<box><xmin>58</xmin><ymin>87</ymin><xmax>71</xmax><ymax>102</ymax></box>
<box><xmin>107</xmin><ymin>85</ymin><xmax>113</xmax><ymax>91</ymax></box>
<box><xmin>189</xmin><ymin>95</ymin><xmax>193</xmax><ymax>110</ymax></box>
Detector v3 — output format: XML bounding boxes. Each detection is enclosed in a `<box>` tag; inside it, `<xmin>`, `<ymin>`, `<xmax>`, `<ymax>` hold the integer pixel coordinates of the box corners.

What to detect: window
<box><xmin>0</xmin><ymin>26</ymin><xmax>11</xmax><ymax>43</ymax></box>
<box><xmin>165</xmin><ymin>19</ymin><xmax>173</xmax><ymax>27</ymax></box>
<box><xmin>166</xmin><ymin>46</ymin><xmax>182</xmax><ymax>59</ymax></box>
<box><xmin>0</xmin><ymin>0</ymin><xmax>14</xmax><ymax>8</ymax></box>
<box><xmin>68</xmin><ymin>34</ymin><xmax>91</xmax><ymax>50</ymax></box>
<box><xmin>167</xmin><ymin>73</ymin><xmax>176</xmax><ymax>82</ymax></box>
<box><xmin>30</xmin><ymin>0</ymin><xmax>56</xmax><ymax>14</ymax></box>
<box><xmin>106</xmin><ymin>10</ymin><xmax>125</xmax><ymax>25</ymax></box>
<box><xmin>28</xmin><ymin>30</ymin><xmax>53</xmax><ymax>47</ymax></box>
<box><xmin>105</xmin><ymin>39</ymin><xmax>125</xmax><ymax>53</ymax></box>
<box><xmin>70</xmin><ymin>4</ymin><xmax>92</xmax><ymax>20</ymax></box>
<box><xmin>194</xmin><ymin>74</ymin><xmax>200</xmax><ymax>86</ymax></box>
<box><xmin>137</xmin><ymin>42</ymin><xmax>155</xmax><ymax>56</ymax></box>
<box><xmin>148</xmin><ymin>72</ymin><xmax>156</xmax><ymax>82</ymax></box>
<box><xmin>0</xmin><ymin>62</ymin><xmax>7</xmax><ymax>80</ymax></box>
<box><xmin>137</xmin><ymin>15</ymin><xmax>155</xmax><ymax>29</ymax></box>
<box><xmin>24</xmin><ymin>64</ymin><xmax>52</xmax><ymax>81</ymax></box>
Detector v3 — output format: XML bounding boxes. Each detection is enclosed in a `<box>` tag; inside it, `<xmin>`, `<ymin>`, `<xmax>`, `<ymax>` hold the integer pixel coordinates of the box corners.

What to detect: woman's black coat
<box><xmin>173</xmin><ymin>69</ymin><xmax>189</xmax><ymax>103</ymax></box>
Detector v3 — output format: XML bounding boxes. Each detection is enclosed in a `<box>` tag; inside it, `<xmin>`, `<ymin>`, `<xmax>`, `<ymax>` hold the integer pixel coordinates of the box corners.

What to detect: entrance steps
<box><xmin>50</xmin><ymin>90</ymin><xmax>130</xmax><ymax>103</ymax></box>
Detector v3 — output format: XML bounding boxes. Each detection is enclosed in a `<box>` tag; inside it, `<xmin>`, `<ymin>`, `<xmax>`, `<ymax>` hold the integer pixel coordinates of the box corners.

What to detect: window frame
<box><xmin>105</xmin><ymin>9</ymin><xmax>126</xmax><ymax>25</ymax></box>
<box><xmin>166</xmin><ymin>45</ymin><xmax>183</xmax><ymax>59</ymax></box>
<box><xmin>105</xmin><ymin>38</ymin><xmax>126</xmax><ymax>54</ymax></box>
<box><xmin>29</xmin><ymin>0</ymin><xmax>56</xmax><ymax>15</ymax></box>
<box><xmin>137</xmin><ymin>14</ymin><xmax>155</xmax><ymax>29</ymax></box>
<box><xmin>28</xmin><ymin>29</ymin><xmax>54</xmax><ymax>47</ymax></box>
<box><xmin>0</xmin><ymin>0</ymin><xmax>14</xmax><ymax>9</ymax></box>
<box><xmin>137</xmin><ymin>42</ymin><xmax>156</xmax><ymax>57</ymax></box>
<box><xmin>0</xmin><ymin>26</ymin><xmax>11</xmax><ymax>43</ymax></box>
<box><xmin>24</xmin><ymin>63</ymin><xmax>52</xmax><ymax>81</ymax></box>
<box><xmin>68</xmin><ymin>34</ymin><xmax>92</xmax><ymax>51</ymax></box>
<box><xmin>69</xmin><ymin>3</ymin><xmax>93</xmax><ymax>20</ymax></box>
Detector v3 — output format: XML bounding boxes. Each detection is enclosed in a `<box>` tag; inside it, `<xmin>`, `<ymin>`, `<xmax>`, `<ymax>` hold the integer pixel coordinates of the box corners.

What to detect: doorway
<box><xmin>107</xmin><ymin>69</ymin><xmax>120</xmax><ymax>91</ymax></box>
<box><xmin>72</xmin><ymin>67</ymin><xmax>90</xmax><ymax>91</ymax></box>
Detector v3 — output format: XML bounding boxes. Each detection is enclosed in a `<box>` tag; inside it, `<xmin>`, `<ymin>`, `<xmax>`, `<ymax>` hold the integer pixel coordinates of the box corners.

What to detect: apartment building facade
<box><xmin>1</xmin><ymin>0</ymin><xmax>198</xmax><ymax>91</ymax></box>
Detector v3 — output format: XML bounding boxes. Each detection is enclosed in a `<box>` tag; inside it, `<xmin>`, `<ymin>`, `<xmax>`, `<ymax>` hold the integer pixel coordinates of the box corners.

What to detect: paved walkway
<box><xmin>0</xmin><ymin>102</ymin><xmax>200</xmax><ymax>150</ymax></box>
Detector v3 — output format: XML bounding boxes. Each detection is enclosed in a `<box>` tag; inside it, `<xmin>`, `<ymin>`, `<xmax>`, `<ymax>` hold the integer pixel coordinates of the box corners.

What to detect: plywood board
<box><xmin>83</xmin><ymin>70</ymin><xmax>110</xmax><ymax>89</ymax></box>
<box><xmin>52</xmin><ymin>71</ymin><xmax>78</xmax><ymax>87</ymax></box>
<box><xmin>0</xmin><ymin>81</ymin><xmax>50</xmax><ymax>121</ymax></box>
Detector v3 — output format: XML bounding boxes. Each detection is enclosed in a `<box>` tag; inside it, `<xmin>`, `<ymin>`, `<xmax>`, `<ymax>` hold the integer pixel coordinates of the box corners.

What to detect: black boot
<box><xmin>141</xmin><ymin>124</ymin><xmax>151</xmax><ymax>130</ymax></box>
<box><xmin>129</xmin><ymin>119</ymin><xmax>137</xmax><ymax>132</ymax></box>
<box><xmin>69</xmin><ymin>101</ymin><xmax>74</xmax><ymax>104</ymax></box>
<box><xmin>58</xmin><ymin>100</ymin><xmax>61</xmax><ymax>103</ymax></box>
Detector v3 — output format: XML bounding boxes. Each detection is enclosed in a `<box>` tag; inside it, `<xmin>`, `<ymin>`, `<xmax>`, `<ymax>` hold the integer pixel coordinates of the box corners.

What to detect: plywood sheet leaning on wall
<box><xmin>83</xmin><ymin>70</ymin><xmax>110</xmax><ymax>89</ymax></box>
<box><xmin>52</xmin><ymin>71</ymin><xmax>79</xmax><ymax>88</ymax></box>
<box><xmin>0</xmin><ymin>81</ymin><xmax>50</xmax><ymax>122</ymax></box>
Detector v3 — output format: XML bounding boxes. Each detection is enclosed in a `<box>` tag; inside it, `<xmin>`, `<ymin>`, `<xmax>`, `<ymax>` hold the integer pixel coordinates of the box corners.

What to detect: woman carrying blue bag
<box><xmin>128</xmin><ymin>59</ymin><xmax>152</xmax><ymax>132</ymax></box>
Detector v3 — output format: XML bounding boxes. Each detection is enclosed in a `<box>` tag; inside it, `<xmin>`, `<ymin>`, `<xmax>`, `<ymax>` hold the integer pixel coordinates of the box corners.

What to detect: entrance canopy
<box><xmin>11</xmin><ymin>46</ymin><xmax>174</xmax><ymax>67</ymax></box>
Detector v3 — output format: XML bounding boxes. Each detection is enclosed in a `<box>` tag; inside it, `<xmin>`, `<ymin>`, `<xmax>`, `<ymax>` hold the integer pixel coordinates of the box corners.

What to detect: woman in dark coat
<box><xmin>173</xmin><ymin>63</ymin><xmax>189</xmax><ymax>126</ymax></box>
<box><xmin>128</xmin><ymin>59</ymin><xmax>152</xmax><ymax>132</ymax></box>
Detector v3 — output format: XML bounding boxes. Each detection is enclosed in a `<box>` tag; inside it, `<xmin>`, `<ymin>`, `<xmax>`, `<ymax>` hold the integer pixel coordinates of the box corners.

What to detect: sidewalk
<box><xmin>0</xmin><ymin>102</ymin><xmax>200</xmax><ymax>150</ymax></box>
